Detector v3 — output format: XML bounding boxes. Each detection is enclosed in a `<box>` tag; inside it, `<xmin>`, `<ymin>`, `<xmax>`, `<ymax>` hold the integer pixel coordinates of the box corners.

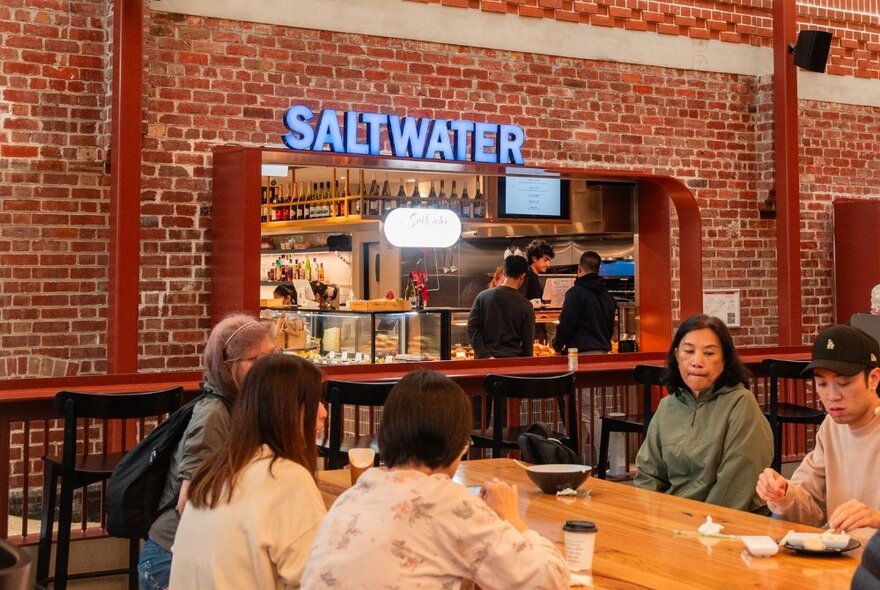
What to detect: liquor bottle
<box><xmin>473</xmin><ymin>176</ymin><xmax>485</xmax><ymax>218</ymax></box>
<box><xmin>280</xmin><ymin>259</ymin><xmax>288</xmax><ymax>282</ymax></box>
<box><xmin>318</xmin><ymin>262</ymin><xmax>325</xmax><ymax>282</ymax></box>
<box><xmin>411</xmin><ymin>179</ymin><xmax>421</xmax><ymax>200</ymax></box>
<box><xmin>303</xmin><ymin>257</ymin><xmax>311</xmax><ymax>282</ymax></box>
<box><xmin>437</xmin><ymin>179</ymin><xmax>448</xmax><ymax>210</ymax></box>
<box><xmin>449</xmin><ymin>180</ymin><xmax>460</xmax><ymax>216</ymax></box>
<box><xmin>366</xmin><ymin>174</ymin><xmax>380</xmax><ymax>217</ymax></box>
<box><xmin>460</xmin><ymin>183</ymin><xmax>471</xmax><ymax>219</ymax></box>
<box><xmin>312</xmin><ymin>257</ymin><xmax>319</xmax><ymax>281</ymax></box>
<box><xmin>396</xmin><ymin>180</ymin><xmax>406</xmax><ymax>208</ymax></box>
<box><xmin>281</xmin><ymin>186</ymin><xmax>290</xmax><ymax>221</ymax></box>
<box><xmin>427</xmin><ymin>180</ymin><xmax>438</xmax><ymax>209</ymax></box>
<box><xmin>261</xmin><ymin>186</ymin><xmax>268</xmax><ymax>205</ymax></box>
<box><xmin>368</xmin><ymin>189</ymin><xmax>381</xmax><ymax>217</ymax></box>
<box><xmin>273</xmin><ymin>184</ymin><xmax>283</xmax><ymax>221</ymax></box>
<box><xmin>380</xmin><ymin>173</ymin><xmax>393</xmax><ymax>213</ymax></box>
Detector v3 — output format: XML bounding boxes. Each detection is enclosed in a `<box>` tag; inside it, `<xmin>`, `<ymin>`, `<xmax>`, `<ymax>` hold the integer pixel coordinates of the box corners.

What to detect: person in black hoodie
<box><xmin>552</xmin><ymin>251</ymin><xmax>616</xmax><ymax>354</ymax></box>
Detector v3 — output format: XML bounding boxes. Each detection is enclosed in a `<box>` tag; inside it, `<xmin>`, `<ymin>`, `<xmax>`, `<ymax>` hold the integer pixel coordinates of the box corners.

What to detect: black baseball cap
<box><xmin>803</xmin><ymin>325</ymin><xmax>880</xmax><ymax>376</ymax></box>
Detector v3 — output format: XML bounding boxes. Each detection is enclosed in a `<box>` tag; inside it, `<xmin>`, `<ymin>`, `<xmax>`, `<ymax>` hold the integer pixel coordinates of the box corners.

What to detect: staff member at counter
<box><xmin>467</xmin><ymin>255</ymin><xmax>535</xmax><ymax>359</ymax></box>
<box><xmin>519</xmin><ymin>239</ymin><xmax>555</xmax><ymax>301</ymax></box>
<box><xmin>519</xmin><ymin>239</ymin><xmax>554</xmax><ymax>343</ymax></box>
<box><xmin>552</xmin><ymin>251</ymin><xmax>616</xmax><ymax>354</ymax></box>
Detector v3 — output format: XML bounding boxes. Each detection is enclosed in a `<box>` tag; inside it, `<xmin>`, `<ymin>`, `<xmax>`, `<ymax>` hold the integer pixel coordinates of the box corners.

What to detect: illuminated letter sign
<box><xmin>282</xmin><ymin>105</ymin><xmax>525</xmax><ymax>165</ymax></box>
<box><xmin>383</xmin><ymin>208</ymin><xmax>462</xmax><ymax>248</ymax></box>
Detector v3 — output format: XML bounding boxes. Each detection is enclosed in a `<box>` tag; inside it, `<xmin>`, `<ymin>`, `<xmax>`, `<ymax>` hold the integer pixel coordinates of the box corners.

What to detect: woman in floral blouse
<box><xmin>302</xmin><ymin>370</ymin><xmax>569</xmax><ymax>590</ymax></box>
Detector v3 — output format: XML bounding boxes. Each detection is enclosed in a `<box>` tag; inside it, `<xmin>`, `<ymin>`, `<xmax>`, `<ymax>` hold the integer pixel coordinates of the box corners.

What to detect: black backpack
<box><xmin>517</xmin><ymin>421</ymin><xmax>581</xmax><ymax>465</ymax></box>
<box><xmin>105</xmin><ymin>392</ymin><xmax>226</xmax><ymax>539</ymax></box>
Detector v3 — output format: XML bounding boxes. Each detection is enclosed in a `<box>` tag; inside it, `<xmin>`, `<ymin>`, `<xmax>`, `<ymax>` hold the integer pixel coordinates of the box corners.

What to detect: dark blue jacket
<box><xmin>853</xmin><ymin>530</ymin><xmax>880</xmax><ymax>590</ymax></box>
<box><xmin>552</xmin><ymin>273</ymin><xmax>616</xmax><ymax>353</ymax></box>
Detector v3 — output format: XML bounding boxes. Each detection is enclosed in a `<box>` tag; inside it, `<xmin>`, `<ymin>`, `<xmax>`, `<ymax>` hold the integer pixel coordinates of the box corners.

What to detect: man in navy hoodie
<box><xmin>552</xmin><ymin>251</ymin><xmax>616</xmax><ymax>354</ymax></box>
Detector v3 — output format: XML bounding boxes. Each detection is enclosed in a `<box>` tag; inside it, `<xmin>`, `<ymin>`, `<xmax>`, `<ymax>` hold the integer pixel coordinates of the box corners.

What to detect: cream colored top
<box><xmin>170</xmin><ymin>445</ymin><xmax>326</xmax><ymax>590</ymax></box>
<box><xmin>768</xmin><ymin>413</ymin><xmax>880</xmax><ymax>539</ymax></box>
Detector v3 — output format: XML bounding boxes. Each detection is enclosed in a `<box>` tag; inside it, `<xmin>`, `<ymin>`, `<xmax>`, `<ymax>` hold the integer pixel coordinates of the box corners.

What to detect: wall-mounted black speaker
<box><xmin>792</xmin><ymin>30</ymin><xmax>832</xmax><ymax>73</ymax></box>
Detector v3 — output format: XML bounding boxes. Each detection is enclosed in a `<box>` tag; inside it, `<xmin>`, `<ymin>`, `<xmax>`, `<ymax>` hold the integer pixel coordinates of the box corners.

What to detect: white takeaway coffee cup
<box><xmin>562</xmin><ymin>520</ymin><xmax>597</xmax><ymax>572</ymax></box>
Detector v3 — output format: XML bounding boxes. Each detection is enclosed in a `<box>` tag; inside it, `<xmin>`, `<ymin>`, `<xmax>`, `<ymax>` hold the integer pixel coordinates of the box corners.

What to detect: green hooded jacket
<box><xmin>634</xmin><ymin>382</ymin><xmax>773</xmax><ymax>513</ymax></box>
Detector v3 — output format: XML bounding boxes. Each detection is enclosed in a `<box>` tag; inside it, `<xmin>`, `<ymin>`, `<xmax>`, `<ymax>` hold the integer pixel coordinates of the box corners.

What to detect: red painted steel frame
<box><xmin>107</xmin><ymin>0</ymin><xmax>143</xmax><ymax>372</ymax></box>
<box><xmin>773</xmin><ymin>0</ymin><xmax>803</xmax><ymax>345</ymax></box>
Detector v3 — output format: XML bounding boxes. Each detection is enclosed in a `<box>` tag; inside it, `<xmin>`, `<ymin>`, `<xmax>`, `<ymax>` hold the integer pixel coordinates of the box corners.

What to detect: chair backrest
<box><xmin>632</xmin><ymin>364</ymin><xmax>665</xmax><ymax>430</ymax></box>
<box><xmin>760</xmin><ymin>358</ymin><xmax>811</xmax><ymax>411</ymax></box>
<box><xmin>482</xmin><ymin>372</ymin><xmax>576</xmax><ymax>401</ymax></box>
<box><xmin>53</xmin><ymin>387</ymin><xmax>183</xmax><ymax>471</ymax></box>
<box><xmin>323</xmin><ymin>380</ymin><xmax>397</xmax><ymax>454</ymax></box>
<box><xmin>483</xmin><ymin>372</ymin><xmax>578</xmax><ymax>449</ymax></box>
<box><xmin>0</xmin><ymin>539</ymin><xmax>33</xmax><ymax>590</ymax></box>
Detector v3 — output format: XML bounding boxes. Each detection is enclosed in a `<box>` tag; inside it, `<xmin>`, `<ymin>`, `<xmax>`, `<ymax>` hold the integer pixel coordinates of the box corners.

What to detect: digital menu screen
<box><xmin>498</xmin><ymin>176</ymin><xmax>570</xmax><ymax>220</ymax></box>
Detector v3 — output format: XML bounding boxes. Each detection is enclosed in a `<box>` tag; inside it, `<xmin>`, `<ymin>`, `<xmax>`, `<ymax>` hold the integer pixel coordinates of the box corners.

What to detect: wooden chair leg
<box><xmin>53</xmin><ymin>480</ymin><xmax>76</xmax><ymax>590</ymax></box>
<box><xmin>36</xmin><ymin>463</ymin><xmax>58</xmax><ymax>585</ymax></box>
<box><xmin>596</xmin><ymin>422</ymin><xmax>611</xmax><ymax>480</ymax></box>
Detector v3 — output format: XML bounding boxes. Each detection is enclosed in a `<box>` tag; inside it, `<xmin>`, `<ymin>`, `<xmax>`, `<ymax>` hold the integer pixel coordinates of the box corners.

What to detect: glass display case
<box><xmin>262</xmin><ymin>308</ymin><xmax>456</xmax><ymax>364</ymax></box>
<box><xmin>450</xmin><ymin>307</ymin><xmax>562</xmax><ymax>359</ymax></box>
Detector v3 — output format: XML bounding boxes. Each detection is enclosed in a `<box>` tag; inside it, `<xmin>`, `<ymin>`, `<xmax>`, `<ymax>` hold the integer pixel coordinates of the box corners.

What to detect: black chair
<box><xmin>319</xmin><ymin>380</ymin><xmax>396</xmax><ymax>469</ymax></box>
<box><xmin>760</xmin><ymin>358</ymin><xmax>825</xmax><ymax>473</ymax></box>
<box><xmin>471</xmin><ymin>372</ymin><xmax>578</xmax><ymax>460</ymax></box>
<box><xmin>596</xmin><ymin>364</ymin><xmax>664</xmax><ymax>480</ymax></box>
<box><xmin>0</xmin><ymin>539</ymin><xmax>33</xmax><ymax>590</ymax></box>
<box><xmin>37</xmin><ymin>387</ymin><xmax>183</xmax><ymax>590</ymax></box>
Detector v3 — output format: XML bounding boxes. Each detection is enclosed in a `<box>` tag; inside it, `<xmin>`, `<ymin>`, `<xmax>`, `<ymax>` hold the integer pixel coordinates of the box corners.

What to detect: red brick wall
<box><xmin>2</xmin><ymin>1</ymin><xmax>879</xmax><ymax>374</ymax></box>
<box><xmin>407</xmin><ymin>0</ymin><xmax>880</xmax><ymax>78</ymax></box>
<box><xmin>0</xmin><ymin>0</ymin><xmax>110</xmax><ymax>377</ymax></box>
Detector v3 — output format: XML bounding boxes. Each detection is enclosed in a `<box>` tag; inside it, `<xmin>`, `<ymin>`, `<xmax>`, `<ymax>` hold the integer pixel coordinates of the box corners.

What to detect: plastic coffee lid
<box><xmin>563</xmin><ymin>520</ymin><xmax>597</xmax><ymax>533</ymax></box>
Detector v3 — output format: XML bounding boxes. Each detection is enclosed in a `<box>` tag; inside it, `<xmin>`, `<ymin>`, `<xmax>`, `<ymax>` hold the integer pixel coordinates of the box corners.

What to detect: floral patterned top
<box><xmin>301</xmin><ymin>467</ymin><xmax>569</xmax><ymax>590</ymax></box>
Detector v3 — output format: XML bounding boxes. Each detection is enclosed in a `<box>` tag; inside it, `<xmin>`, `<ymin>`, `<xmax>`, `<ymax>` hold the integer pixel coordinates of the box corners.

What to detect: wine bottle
<box><xmin>473</xmin><ymin>176</ymin><xmax>485</xmax><ymax>218</ymax></box>
<box><xmin>460</xmin><ymin>183</ymin><xmax>471</xmax><ymax>219</ymax></box>
<box><xmin>303</xmin><ymin>257</ymin><xmax>311</xmax><ymax>282</ymax></box>
<box><xmin>438</xmin><ymin>179</ymin><xmax>448</xmax><ymax>210</ymax></box>
<box><xmin>427</xmin><ymin>180</ymin><xmax>438</xmax><ymax>209</ymax></box>
<box><xmin>449</xmin><ymin>180</ymin><xmax>460</xmax><ymax>216</ymax></box>
<box><xmin>396</xmin><ymin>180</ymin><xmax>406</xmax><ymax>208</ymax></box>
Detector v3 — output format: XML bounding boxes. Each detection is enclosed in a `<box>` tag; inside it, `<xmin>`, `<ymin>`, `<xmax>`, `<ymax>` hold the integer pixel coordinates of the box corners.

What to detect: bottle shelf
<box><xmin>259</xmin><ymin>247</ymin><xmax>351</xmax><ymax>254</ymax></box>
<box><xmin>260</xmin><ymin>167</ymin><xmax>489</xmax><ymax>225</ymax></box>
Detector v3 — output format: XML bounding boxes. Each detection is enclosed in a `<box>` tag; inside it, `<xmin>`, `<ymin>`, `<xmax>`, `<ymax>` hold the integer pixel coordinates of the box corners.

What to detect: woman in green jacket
<box><xmin>634</xmin><ymin>314</ymin><xmax>773</xmax><ymax>512</ymax></box>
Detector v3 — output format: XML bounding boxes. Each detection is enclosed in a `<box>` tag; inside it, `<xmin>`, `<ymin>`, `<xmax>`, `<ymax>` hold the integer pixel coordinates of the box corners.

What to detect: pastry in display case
<box><xmin>261</xmin><ymin>308</ymin><xmax>445</xmax><ymax>364</ymax></box>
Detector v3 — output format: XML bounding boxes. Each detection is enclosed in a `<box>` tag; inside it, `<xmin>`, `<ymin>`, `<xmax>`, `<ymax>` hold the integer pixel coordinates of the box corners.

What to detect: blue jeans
<box><xmin>138</xmin><ymin>537</ymin><xmax>172</xmax><ymax>590</ymax></box>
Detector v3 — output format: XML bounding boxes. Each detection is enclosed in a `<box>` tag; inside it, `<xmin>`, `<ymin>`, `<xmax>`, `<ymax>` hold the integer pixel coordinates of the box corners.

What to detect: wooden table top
<box><xmin>318</xmin><ymin>458</ymin><xmax>861</xmax><ymax>589</ymax></box>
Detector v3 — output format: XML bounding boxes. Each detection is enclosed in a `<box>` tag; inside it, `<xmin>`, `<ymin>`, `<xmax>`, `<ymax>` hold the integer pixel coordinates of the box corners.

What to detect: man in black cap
<box><xmin>756</xmin><ymin>325</ymin><xmax>880</xmax><ymax>536</ymax></box>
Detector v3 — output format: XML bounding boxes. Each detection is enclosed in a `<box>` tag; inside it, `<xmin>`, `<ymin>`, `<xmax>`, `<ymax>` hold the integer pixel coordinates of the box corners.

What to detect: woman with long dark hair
<box><xmin>138</xmin><ymin>314</ymin><xmax>276</xmax><ymax>590</ymax></box>
<box><xmin>169</xmin><ymin>354</ymin><xmax>327</xmax><ymax>589</ymax></box>
<box><xmin>634</xmin><ymin>314</ymin><xmax>773</xmax><ymax>512</ymax></box>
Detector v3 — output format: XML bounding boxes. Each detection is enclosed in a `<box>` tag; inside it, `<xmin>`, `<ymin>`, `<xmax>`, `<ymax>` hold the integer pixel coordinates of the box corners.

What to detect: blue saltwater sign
<box><xmin>282</xmin><ymin>105</ymin><xmax>525</xmax><ymax>165</ymax></box>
